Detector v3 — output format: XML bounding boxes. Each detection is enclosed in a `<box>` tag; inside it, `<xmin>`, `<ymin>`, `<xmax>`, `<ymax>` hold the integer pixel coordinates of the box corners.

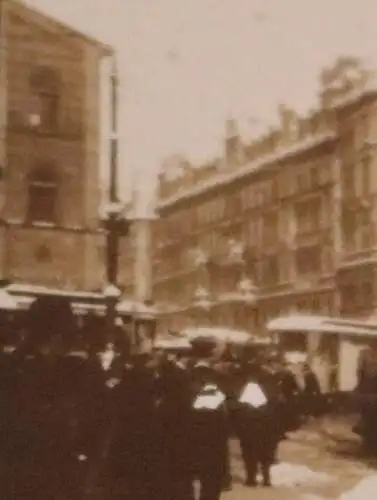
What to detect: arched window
<box><xmin>27</xmin><ymin>165</ymin><xmax>58</xmax><ymax>224</ymax></box>
<box><xmin>29</xmin><ymin>66</ymin><xmax>61</xmax><ymax>131</ymax></box>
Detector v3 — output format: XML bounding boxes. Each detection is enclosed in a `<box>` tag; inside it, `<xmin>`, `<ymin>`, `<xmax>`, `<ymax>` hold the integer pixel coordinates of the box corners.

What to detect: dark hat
<box><xmin>26</xmin><ymin>295</ymin><xmax>76</xmax><ymax>347</ymax></box>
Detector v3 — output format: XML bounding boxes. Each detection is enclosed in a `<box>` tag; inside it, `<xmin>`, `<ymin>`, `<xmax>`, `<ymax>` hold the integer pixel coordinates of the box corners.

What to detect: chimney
<box><xmin>278</xmin><ymin>105</ymin><xmax>298</xmax><ymax>140</ymax></box>
<box><xmin>224</xmin><ymin>118</ymin><xmax>242</xmax><ymax>166</ymax></box>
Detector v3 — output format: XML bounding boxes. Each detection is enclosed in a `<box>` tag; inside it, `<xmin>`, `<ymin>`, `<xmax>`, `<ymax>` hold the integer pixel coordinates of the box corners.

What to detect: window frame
<box><xmin>27</xmin><ymin>165</ymin><xmax>59</xmax><ymax>225</ymax></box>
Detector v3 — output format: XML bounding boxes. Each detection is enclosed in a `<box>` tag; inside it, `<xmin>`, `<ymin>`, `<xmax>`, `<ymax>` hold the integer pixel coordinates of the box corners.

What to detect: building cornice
<box><xmin>158</xmin><ymin>131</ymin><xmax>336</xmax><ymax>210</ymax></box>
<box><xmin>0</xmin><ymin>219</ymin><xmax>103</xmax><ymax>235</ymax></box>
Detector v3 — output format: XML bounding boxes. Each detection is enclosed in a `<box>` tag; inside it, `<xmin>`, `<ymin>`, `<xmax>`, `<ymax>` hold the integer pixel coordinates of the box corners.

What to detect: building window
<box><xmin>29</xmin><ymin>65</ymin><xmax>61</xmax><ymax>132</ymax></box>
<box><xmin>295</xmin><ymin>198</ymin><xmax>320</xmax><ymax>235</ymax></box>
<box><xmin>295</xmin><ymin>245</ymin><xmax>321</xmax><ymax>276</ymax></box>
<box><xmin>360</xmin><ymin>155</ymin><xmax>371</xmax><ymax>198</ymax></box>
<box><xmin>342</xmin><ymin>164</ymin><xmax>357</xmax><ymax>200</ymax></box>
<box><xmin>342</xmin><ymin>207</ymin><xmax>357</xmax><ymax>251</ymax></box>
<box><xmin>27</xmin><ymin>164</ymin><xmax>58</xmax><ymax>224</ymax></box>
<box><xmin>318</xmin><ymin>160</ymin><xmax>332</xmax><ymax>186</ymax></box>
<box><xmin>341</xmin><ymin>284</ymin><xmax>357</xmax><ymax>313</ymax></box>
<box><xmin>341</xmin><ymin>280</ymin><xmax>374</xmax><ymax>313</ymax></box>
<box><xmin>296</xmin><ymin>169</ymin><xmax>310</xmax><ymax>192</ymax></box>
<box><xmin>261</xmin><ymin>254</ymin><xmax>279</xmax><ymax>287</ymax></box>
<box><xmin>262</xmin><ymin>211</ymin><xmax>279</xmax><ymax>247</ymax></box>
<box><xmin>359</xmin><ymin>208</ymin><xmax>373</xmax><ymax>250</ymax></box>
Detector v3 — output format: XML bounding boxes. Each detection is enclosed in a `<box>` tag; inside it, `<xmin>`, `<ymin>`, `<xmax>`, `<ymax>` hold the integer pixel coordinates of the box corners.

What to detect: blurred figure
<box><xmin>354</xmin><ymin>344</ymin><xmax>377</xmax><ymax>455</ymax></box>
<box><xmin>234</xmin><ymin>360</ymin><xmax>280</xmax><ymax>487</ymax></box>
<box><xmin>154</xmin><ymin>352</ymin><xmax>194</xmax><ymax>500</ymax></box>
<box><xmin>272</xmin><ymin>358</ymin><xmax>303</xmax><ymax>436</ymax></box>
<box><xmin>106</xmin><ymin>353</ymin><xmax>161</xmax><ymax>500</ymax></box>
<box><xmin>1</xmin><ymin>296</ymin><xmax>106</xmax><ymax>500</ymax></box>
<box><xmin>190</xmin><ymin>361</ymin><xmax>230</xmax><ymax>500</ymax></box>
<box><xmin>300</xmin><ymin>362</ymin><xmax>322</xmax><ymax>417</ymax></box>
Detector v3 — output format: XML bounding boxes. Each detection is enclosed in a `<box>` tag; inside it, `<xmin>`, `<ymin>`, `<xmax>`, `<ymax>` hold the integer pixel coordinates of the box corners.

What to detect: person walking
<box><xmin>190</xmin><ymin>361</ymin><xmax>230</xmax><ymax>500</ymax></box>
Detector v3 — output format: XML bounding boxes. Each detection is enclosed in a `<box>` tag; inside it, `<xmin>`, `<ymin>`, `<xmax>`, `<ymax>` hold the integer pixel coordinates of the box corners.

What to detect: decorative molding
<box><xmin>1</xmin><ymin>219</ymin><xmax>102</xmax><ymax>234</ymax></box>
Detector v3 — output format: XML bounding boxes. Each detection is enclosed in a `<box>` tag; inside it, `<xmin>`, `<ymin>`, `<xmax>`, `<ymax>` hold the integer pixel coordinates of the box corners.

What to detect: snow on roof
<box><xmin>158</xmin><ymin>130</ymin><xmax>335</xmax><ymax>210</ymax></box>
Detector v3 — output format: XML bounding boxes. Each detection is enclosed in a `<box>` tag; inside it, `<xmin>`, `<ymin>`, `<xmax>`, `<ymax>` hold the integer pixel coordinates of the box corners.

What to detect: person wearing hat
<box><xmin>233</xmin><ymin>359</ymin><xmax>281</xmax><ymax>487</ymax></box>
<box><xmin>105</xmin><ymin>351</ymin><xmax>162</xmax><ymax>500</ymax></box>
<box><xmin>150</xmin><ymin>351</ymin><xmax>195</xmax><ymax>500</ymax></box>
<box><xmin>1</xmin><ymin>295</ymin><xmax>107</xmax><ymax>500</ymax></box>
<box><xmin>190</xmin><ymin>361</ymin><xmax>230</xmax><ymax>500</ymax></box>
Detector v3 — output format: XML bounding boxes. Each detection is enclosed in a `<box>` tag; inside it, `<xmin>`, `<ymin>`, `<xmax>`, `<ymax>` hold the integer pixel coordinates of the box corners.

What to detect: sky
<box><xmin>26</xmin><ymin>0</ymin><xmax>377</xmax><ymax>213</ymax></box>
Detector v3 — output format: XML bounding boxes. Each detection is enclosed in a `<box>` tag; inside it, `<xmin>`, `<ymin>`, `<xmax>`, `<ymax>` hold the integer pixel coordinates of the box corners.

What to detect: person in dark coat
<box><xmin>354</xmin><ymin>347</ymin><xmax>377</xmax><ymax>455</ymax></box>
<box><xmin>272</xmin><ymin>359</ymin><xmax>303</xmax><ymax>435</ymax></box>
<box><xmin>233</xmin><ymin>360</ymin><xmax>280</xmax><ymax>487</ymax></box>
<box><xmin>153</xmin><ymin>354</ymin><xmax>195</xmax><ymax>500</ymax></box>
<box><xmin>0</xmin><ymin>298</ymin><xmax>107</xmax><ymax>500</ymax></box>
<box><xmin>190</xmin><ymin>361</ymin><xmax>230</xmax><ymax>500</ymax></box>
<box><xmin>300</xmin><ymin>362</ymin><xmax>322</xmax><ymax>417</ymax></box>
<box><xmin>106</xmin><ymin>353</ymin><xmax>161</xmax><ymax>500</ymax></box>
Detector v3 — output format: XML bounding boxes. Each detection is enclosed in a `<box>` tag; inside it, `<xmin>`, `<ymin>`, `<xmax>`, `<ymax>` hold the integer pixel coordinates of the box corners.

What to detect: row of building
<box><xmin>1</xmin><ymin>0</ymin><xmax>376</xmax><ymax>340</ymax></box>
<box><xmin>151</xmin><ymin>56</ymin><xmax>377</xmax><ymax>335</ymax></box>
<box><xmin>0</xmin><ymin>0</ymin><xmax>140</xmax><ymax>297</ymax></box>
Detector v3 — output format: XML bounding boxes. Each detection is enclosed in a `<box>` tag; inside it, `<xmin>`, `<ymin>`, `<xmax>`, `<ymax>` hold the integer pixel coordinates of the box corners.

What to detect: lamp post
<box><xmin>104</xmin><ymin>55</ymin><xmax>130</xmax><ymax>285</ymax></box>
<box><xmin>103</xmin><ymin>283</ymin><xmax>121</xmax><ymax>344</ymax></box>
<box><xmin>101</xmin><ymin>54</ymin><xmax>130</xmax><ymax>345</ymax></box>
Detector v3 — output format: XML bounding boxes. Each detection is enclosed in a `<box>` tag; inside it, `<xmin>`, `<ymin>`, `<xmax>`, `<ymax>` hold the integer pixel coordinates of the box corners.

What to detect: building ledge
<box><xmin>158</xmin><ymin>131</ymin><xmax>336</xmax><ymax>209</ymax></box>
<box><xmin>1</xmin><ymin>219</ymin><xmax>102</xmax><ymax>234</ymax></box>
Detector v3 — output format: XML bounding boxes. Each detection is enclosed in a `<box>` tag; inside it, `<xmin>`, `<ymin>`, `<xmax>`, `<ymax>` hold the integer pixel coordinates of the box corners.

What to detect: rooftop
<box><xmin>11</xmin><ymin>0</ymin><xmax>114</xmax><ymax>57</ymax></box>
<box><xmin>157</xmin><ymin>56</ymin><xmax>377</xmax><ymax>210</ymax></box>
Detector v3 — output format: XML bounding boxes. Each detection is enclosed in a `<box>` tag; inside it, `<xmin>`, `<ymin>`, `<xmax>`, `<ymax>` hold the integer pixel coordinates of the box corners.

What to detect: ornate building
<box><xmin>153</xmin><ymin>57</ymin><xmax>377</xmax><ymax>334</ymax></box>
<box><xmin>0</xmin><ymin>0</ymin><xmax>113</xmax><ymax>290</ymax></box>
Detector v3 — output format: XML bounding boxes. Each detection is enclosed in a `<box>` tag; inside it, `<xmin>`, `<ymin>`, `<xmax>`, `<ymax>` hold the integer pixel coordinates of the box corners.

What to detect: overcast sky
<box><xmin>26</xmin><ymin>0</ymin><xmax>377</xmax><ymax>212</ymax></box>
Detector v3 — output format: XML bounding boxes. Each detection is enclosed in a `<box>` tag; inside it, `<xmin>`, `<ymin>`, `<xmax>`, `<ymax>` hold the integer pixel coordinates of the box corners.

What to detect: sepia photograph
<box><xmin>1</xmin><ymin>0</ymin><xmax>377</xmax><ymax>498</ymax></box>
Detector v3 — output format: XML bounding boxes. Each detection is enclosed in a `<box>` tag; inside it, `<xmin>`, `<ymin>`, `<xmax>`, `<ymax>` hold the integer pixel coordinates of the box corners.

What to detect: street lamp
<box><xmin>101</xmin><ymin>55</ymin><xmax>132</xmax><ymax>347</ymax></box>
<box><xmin>101</xmin><ymin>201</ymin><xmax>130</xmax><ymax>286</ymax></box>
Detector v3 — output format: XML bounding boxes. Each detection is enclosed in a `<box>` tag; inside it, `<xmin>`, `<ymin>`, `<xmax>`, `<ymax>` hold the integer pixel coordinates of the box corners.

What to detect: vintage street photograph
<box><xmin>1</xmin><ymin>1</ymin><xmax>377</xmax><ymax>499</ymax></box>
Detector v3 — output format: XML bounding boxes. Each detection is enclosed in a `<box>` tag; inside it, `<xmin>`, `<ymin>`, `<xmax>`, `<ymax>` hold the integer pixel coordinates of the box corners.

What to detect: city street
<box><xmin>223</xmin><ymin>417</ymin><xmax>376</xmax><ymax>500</ymax></box>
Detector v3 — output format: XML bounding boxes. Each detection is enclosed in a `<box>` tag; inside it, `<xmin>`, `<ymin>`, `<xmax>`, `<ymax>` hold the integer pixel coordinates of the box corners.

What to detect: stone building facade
<box><xmin>0</xmin><ymin>0</ymin><xmax>113</xmax><ymax>290</ymax></box>
<box><xmin>153</xmin><ymin>57</ymin><xmax>377</xmax><ymax>334</ymax></box>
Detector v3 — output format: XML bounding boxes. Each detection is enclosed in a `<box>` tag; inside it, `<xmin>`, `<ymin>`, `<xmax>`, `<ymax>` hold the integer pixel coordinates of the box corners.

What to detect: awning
<box><xmin>180</xmin><ymin>326</ymin><xmax>253</xmax><ymax>345</ymax></box>
<box><xmin>6</xmin><ymin>284</ymin><xmax>157</xmax><ymax>320</ymax></box>
<box><xmin>154</xmin><ymin>336</ymin><xmax>192</xmax><ymax>350</ymax></box>
<box><xmin>6</xmin><ymin>283</ymin><xmax>102</xmax><ymax>300</ymax></box>
<box><xmin>266</xmin><ymin>314</ymin><xmax>377</xmax><ymax>337</ymax></box>
<box><xmin>0</xmin><ymin>289</ymin><xmax>19</xmax><ymax>311</ymax></box>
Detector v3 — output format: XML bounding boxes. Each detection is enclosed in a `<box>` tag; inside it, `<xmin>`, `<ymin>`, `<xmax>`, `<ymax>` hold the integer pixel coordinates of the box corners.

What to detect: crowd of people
<box><xmin>0</xmin><ymin>314</ymin><xmax>324</xmax><ymax>500</ymax></box>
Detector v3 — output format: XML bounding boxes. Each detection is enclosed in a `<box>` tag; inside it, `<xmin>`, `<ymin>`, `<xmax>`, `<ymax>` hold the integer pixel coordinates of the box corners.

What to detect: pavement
<box><xmin>222</xmin><ymin>415</ymin><xmax>376</xmax><ymax>499</ymax></box>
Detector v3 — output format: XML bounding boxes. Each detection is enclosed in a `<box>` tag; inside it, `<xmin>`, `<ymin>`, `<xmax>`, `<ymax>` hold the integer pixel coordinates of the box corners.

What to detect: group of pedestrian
<box><xmin>0</xmin><ymin>318</ymin><xmax>322</xmax><ymax>500</ymax></box>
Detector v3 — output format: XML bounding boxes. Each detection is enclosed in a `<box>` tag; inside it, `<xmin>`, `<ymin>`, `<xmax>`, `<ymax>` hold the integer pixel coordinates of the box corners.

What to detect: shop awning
<box><xmin>154</xmin><ymin>336</ymin><xmax>191</xmax><ymax>350</ymax></box>
<box><xmin>266</xmin><ymin>314</ymin><xmax>377</xmax><ymax>337</ymax></box>
<box><xmin>180</xmin><ymin>326</ymin><xmax>253</xmax><ymax>345</ymax></box>
<box><xmin>0</xmin><ymin>289</ymin><xmax>19</xmax><ymax>311</ymax></box>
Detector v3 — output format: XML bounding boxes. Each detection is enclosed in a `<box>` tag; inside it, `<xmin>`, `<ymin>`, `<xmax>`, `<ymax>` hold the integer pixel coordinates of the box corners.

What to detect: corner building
<box><xmin>0</xmin><ymin>0</ymin><xmax>112</xmax><ymax>290</ymax></box>
<box><xmin>153</xmin><ymin>57</ymin><xmax>377</xmax><ymax>334</ymax></box>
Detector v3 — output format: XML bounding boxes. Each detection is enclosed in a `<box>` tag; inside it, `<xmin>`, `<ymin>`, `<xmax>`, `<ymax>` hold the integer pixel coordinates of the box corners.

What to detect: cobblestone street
<box><xmin>223</xmin><ymin>418</ymin><xmax>376</xmax><ymax>499</ymax></box>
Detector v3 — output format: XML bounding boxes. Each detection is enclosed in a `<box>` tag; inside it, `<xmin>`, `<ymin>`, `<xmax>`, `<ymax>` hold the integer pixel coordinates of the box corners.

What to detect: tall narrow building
<box><xmin>0</xmin><ymin>0</ymin><xmax>113</xmax><ymax>290</ymax></box>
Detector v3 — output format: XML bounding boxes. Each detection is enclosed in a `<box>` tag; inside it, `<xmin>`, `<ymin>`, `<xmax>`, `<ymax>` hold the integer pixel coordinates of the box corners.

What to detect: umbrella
<box><xmin>181</xmin><ymin>326</ymin><xmax>252</xmax><ymax>345</ymax></box>
<box><xmin>0</xmin><ymin>289</ymin><xmax>19</xmax><ymax>311</ymax></box>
